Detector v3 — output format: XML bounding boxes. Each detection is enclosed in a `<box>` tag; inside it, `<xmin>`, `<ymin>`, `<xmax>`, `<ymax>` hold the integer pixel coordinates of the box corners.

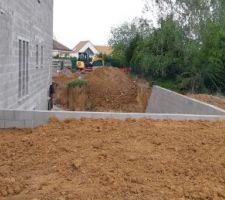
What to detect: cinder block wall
<box><xmin>1</xmin><ymin>110</ymin><xmax>225</xmax><ymax>129</ymax></box>
<box><xmin>0</xmin><ymin>0</ymin><xmax>53</xmax><ymax>110</ymax></box>
<box><xmin>146</xmin><ymin>86</ymin><xmax>225</xmax><ymax>115</ymax></box>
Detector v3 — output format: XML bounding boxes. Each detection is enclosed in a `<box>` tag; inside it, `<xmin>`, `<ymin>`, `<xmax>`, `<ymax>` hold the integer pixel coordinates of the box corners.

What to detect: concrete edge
<box><xmin>0</xmin><ymin>109</ymin><xmax>225</xmax><ymax>129</ymax></box>
<box><xmin>153</xmin><ymin>86</ymin><xmax>225</xmax><ymax>114</ymax></box>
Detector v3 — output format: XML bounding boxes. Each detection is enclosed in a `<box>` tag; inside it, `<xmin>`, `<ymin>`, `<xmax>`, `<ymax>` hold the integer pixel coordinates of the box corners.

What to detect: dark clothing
<box><xmin>60</xmin><ymin>61</ymin><xmax>64</xmax><ymax>70</ymax></box>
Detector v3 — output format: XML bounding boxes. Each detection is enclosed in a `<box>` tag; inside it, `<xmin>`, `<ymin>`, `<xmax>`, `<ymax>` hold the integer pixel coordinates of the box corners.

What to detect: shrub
<box><xmin>68</xmin><ymin>79</ymin><xmax>87</xmax><ymax>88</ymax></box>
<box><xmin>70</xmin><ymin>57</ymin><xmax>77</xmax><ymax>69</ymax></box>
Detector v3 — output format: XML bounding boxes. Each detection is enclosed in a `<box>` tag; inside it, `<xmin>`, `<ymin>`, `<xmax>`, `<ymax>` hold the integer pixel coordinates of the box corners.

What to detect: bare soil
<box><xmin>52</xmin><ymin>67</ymin><xmax>150</xmax><ymax>113</ymax></box>
<box><xmin>1</xmin><ymin>119</ymin><xmax>225</xmax><ymax>199</ymax></box>
<box><xmin>52</xmin><ymin>74</ymin><xmax>78</xmax><ymax>108</ymax></box>
<box><xmin>188</xmin><ymin>94</ymin><xmax>225</xmax><ymax>110</ymax></box>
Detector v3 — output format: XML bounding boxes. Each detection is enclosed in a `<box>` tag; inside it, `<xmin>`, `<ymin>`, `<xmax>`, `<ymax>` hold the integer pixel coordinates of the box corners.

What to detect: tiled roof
<box><xmin>72</xmin><ymin>40</ymin><xmax>113</xmax><ymax>55</ymax></box>
<box><xmin>94</xmin><ymin>45</ymin><xmax>112</xmax><ymax>55</ymax></box>
<box><xmin>72</xmin><ymin>41</ymin><xmax>90</xmax><ymax>53</ymax></box>
<box><xmin>53</xmin><ymin>40</ymin><xmax>71</xmax><ymax>52</ymax></box>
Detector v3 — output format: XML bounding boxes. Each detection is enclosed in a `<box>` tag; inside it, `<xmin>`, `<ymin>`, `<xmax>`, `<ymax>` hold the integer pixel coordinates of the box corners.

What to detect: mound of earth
<box><xmin>52</xmin><ymin>67</ymin><xmax>150</xmax><ymax>112</ymax></box>
<box><xmin>53</xmin><ymin>74</ymin><xmax>78</xmax><ymax>108</ymax></box>
<box><xmin>187</xmin><ymin>94</ymin><xmax>225</xmax><ymax>110</ymax></box>
<box><xmin>1</xmin><ymin>119</ymin><xmax>225</xmax><ymax>199</ymax></box>
<box><xmin>85</xmin><ymin>67</ymin><xmax>149</xmax><ymax>112</ymax></box>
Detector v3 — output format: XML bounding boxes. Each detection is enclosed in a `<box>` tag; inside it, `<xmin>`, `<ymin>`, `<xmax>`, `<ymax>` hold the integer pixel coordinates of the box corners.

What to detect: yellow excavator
<box><xmin>76</xmin><ymin>53</ymin><xmax>105</xmax><ymax>71</ymax></box>
<box><xmin>76</xmin><ymin>52</ymin><xmax>92</xmax><ymax>70</ymax></box>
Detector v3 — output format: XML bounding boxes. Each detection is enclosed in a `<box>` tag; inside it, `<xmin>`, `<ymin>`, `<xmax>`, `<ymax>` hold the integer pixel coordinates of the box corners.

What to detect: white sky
<box><xmin>53</xmin><ymin>0</ymin><xmax>145</xmax><ymax>49</ymax></box>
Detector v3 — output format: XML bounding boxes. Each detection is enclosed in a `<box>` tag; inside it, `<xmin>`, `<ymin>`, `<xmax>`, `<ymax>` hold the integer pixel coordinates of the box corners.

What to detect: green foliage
<box><xmin>68</xmin><ymin>79</ymin><xmax>87</xmax><ymax>89</ymax></box>
<box><xmin>200</xmin><ymin>21</ymin><xmax>225</xmax><ymax>92</ymax></box>
<box><xmin>109</xmin><ymin>0</ymin><xmax>225</xmax><ymax>94</ymax></box>
<box><xmin>70</xmin><ymin>57</ymin><xmax>77</xmax><ymax>69</ymax></box>
<box><xmin>109</xmin><ymin>18</ymin><xmax>151</xmax><ymax>67</ymax></box>
<box><xmin>119</xmin><ymin>16</ymin><xmax>187</xmax><ymax>78</ymax></box>
<box><xmin>109</xmin><ymin>18</ymin><xmax>151</xmax><ymax>47</ymax></box>
<box><xmin>111</xmin><ymin>43</ymin><xmax>127</xmax><ymax>66</ymax></box>
<box><xmin>53</xmin><ymin>54</ymin><xmax>60</xmax><ymax>59</ymax></box>
<box><xmin>145</xmin><ymin>0</ymin><xmax>222</xmax><ymax>40</ymax></box>
<box><xmin>153</xmin><ymin>79</ymin><xmax>180</xmax><ymax>93</ymax></box>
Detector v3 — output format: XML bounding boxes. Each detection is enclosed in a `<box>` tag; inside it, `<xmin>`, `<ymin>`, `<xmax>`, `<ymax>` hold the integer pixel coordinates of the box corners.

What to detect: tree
<box><xmin>108</xmin><ymin>18</ymin><xmax>151</xmax><ymax>47</ymax></box>
<box><xmin>131</xmin><ymin>16</ymin><xmax>186</xmax><ymax>78</ymax></box>
<box><xmin>144</xmin><ymin>0</ymin><xmax>223</xmax><ymax>40</ymax></box>
<box><xmin>200</xmin><ymin>21</ymin><xmax>225</xmax><ymax>92</ymax></box>
<box><xmin>109</xmin><ymin>18</ymin><xmax>151</xmax><ymax>67</ymax></box>
<box><xmin>108</xmin><ymin>0</ymin><xmax>225</xmax><ymax>94</ymax></box>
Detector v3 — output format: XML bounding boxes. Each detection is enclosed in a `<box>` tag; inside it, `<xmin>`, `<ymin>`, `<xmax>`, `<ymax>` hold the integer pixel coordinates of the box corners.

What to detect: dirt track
<box><xmin>1</xmin><ymin>119</ymin><xmax>225</xmax><ymax>199</ymax></box>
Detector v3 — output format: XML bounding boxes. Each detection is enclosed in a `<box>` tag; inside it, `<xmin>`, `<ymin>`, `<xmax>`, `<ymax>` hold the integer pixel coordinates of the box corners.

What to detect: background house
<box><xmin>95</xmin><ymin>45</ymin><xmax>113</xmax><ymax>56</ymax></box>
<box><xmin>71</xmin><ymin>40</ymin><xmax>112</xmax><ymax>58</ymax></box>
<box><xmin>53</xmin><ymin>39</ymin><xmax>72</xmax><ymax>58</ymax></box>
<box><xmin>0</xmin><ymin>0</ymin><xmax>53</xmax><ymax>110</ymax></box>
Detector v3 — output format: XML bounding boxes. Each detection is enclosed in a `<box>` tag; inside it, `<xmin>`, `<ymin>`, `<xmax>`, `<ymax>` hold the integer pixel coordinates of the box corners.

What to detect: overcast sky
<box><xmin>53</xmin><ymin>0</ymin><xmax>146</xmax><ymax>49</ymax></box>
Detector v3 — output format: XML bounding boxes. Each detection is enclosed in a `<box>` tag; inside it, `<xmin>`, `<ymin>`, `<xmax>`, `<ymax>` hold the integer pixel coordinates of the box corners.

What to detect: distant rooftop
<box><xmin>72</xmin><ymin>40</ymin><xmax>112</xmax><ymax>55</ymax></box>
<box><xmin>72</xmin><ymin>40</ymin><xmax>90</xmax><ymax>53</ymax></box>
<box><xmin>53</xmin><ymin>40</ymin><xmax>72</xmax><ymax>52</ymax></box>
<box><xmin>94</xmin><ymin>45</ymin><xmax>112</xmax><ymax>55</ymax></box>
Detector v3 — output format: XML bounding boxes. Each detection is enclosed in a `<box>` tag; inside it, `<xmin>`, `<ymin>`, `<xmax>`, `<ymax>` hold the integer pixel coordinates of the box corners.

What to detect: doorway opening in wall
<box><xmin>18</xmin><ymin>39</ymin><xmax>29</xmax><ymax>100</ymax></box>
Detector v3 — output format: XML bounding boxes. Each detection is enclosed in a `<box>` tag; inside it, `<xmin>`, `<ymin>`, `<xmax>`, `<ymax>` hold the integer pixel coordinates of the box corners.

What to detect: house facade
<box><xmin>71</xmin><ymin>40</ymin><xmax>112</xmax><ymax>58</ymax></box>
<box><xmin>0</xmin><ymin>0</ymin><xmax>53</xmax><ymax>110</ymax></box>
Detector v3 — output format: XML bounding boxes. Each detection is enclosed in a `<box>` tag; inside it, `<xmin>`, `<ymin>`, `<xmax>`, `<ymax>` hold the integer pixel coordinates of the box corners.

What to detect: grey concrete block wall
<box><xmin>0</xmin><ymin>109</ymin><xmax>225</xmax><ymax>129</ymax></box>
<box><xmin>0</xmin><ymin>120</ymin><xmax>4</xmax><ymax>128</ymax></box>
<box><xmin>146</xmin><ymin>86</ymin><xmax>225</xmax><ymax>115</ymax></box>
<box><xmin>0</xmin><ymin>0</ymin><xmax>53</xmax><ymax>110</ymax></box>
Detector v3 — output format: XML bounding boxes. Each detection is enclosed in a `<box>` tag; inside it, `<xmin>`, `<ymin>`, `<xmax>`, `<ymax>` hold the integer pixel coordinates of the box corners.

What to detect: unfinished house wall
<box><xmin>0</xmin><ymin>0</ymin><xmax>53</xmax><ymax>110</ymax></box>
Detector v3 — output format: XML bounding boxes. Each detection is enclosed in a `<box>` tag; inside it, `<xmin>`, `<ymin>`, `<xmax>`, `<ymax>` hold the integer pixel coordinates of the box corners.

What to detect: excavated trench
<box><xmin>52</xmin><ymin>67</ymin><xmax>150</xmax><ymax>113</ymax></box>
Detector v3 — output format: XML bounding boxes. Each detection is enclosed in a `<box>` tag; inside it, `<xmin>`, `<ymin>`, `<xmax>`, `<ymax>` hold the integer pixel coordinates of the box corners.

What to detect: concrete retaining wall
<box><xmin>1</xmin><ymin>110</ymin><xmax>225</xmax><ymax>129</ymax></box>
<box><xmin>146</xmin><ymin>86</ymin><xmax>225</xmax><ymax>115</ymax></box>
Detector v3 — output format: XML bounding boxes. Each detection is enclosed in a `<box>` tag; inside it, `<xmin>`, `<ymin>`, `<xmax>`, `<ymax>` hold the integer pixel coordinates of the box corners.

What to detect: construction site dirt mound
<box><xmin>188</xmin><ymin>93</ymin><xmax>225</xmax><ymax>110</ymax></box>
<box><xmin>52</xmin><ymin>74</ymin><xmax>78</xmax><ymax>108</ymax></box>
<box><xmin>85</xmin><ymin>67</ymin><xmax>149</xmax><ymax>112</ymax></box>
<box><xmin>53</xmin><ymin>67</ymin><xmax>150</xmax><ymax>112</ymax></box>
<box><xmin>1</xmin><ymin>119</ymin><xmax>225</xmax><ymax>199</ymax></box>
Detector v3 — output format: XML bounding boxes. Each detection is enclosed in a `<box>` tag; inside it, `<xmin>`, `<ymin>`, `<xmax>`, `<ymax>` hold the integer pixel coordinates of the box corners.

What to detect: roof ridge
<box><xmin>53</xmin><ymin>39</ymin><xmax>71</xmax><ymax>51</ymax></box>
